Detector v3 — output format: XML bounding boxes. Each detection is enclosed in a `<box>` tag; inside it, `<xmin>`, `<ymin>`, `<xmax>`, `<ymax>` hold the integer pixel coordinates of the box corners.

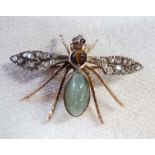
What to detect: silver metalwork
<box><xmin>88</xmin><ymin>56</ymin><xmax>143</xmax><ymax>75</ymax></box>
<box><xmin>10</xmin><ymin>51</ymin><xmax>68</xmax><ymax>71</ymax></box>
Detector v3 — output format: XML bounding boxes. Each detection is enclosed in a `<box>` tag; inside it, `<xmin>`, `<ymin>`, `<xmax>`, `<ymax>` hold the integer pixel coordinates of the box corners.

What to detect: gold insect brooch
<box><xmin>10</xmin><ymin>34</ymin><xmax>143</xmax><ymax>124</ymax></box>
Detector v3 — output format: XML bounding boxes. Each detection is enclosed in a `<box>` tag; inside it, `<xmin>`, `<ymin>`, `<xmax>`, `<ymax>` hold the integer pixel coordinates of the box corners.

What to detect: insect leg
<box><xmin>93</xmin><ymin>64</ymin><xmax>106</xmax><ymax>74</ymax></box>
<box><xmin>21</xmin><ymin>63</ymin><xmax>68</xmax><ymax>100</ymax></box>
<box><xmin>84</xmin><ymin>39</ymin><xmax>98</xmax><ymax>53</ymax></box>
<box><xmin>59</xmin><ymin>34</ymin><xmax>71</xmax><ymax>55</ymax></box>
<box><xmin>83</xmin><ymin>68</ymin><xmax>104</xmax><ymax>124</ymax></box>
<box><xmin>47</xmin><ymin>67</ymin><xmax>70</xmax><ymax>121</ymax></box>
<box><xmin>91</xmin><ymin>65</ymin><xmax>104</xmax><ymax>70</ymax></box>
<box><xmin>86</xmin><ymin>65</ymin><xmax>124</xmax><ymax>107</ymax></box>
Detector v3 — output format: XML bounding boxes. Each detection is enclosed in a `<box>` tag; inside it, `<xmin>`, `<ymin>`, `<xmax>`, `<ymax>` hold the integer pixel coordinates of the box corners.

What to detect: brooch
<box><xmin>10</xmin><ymin>34</ymin><xmax>143</xmax><ymax>124</ymax></box>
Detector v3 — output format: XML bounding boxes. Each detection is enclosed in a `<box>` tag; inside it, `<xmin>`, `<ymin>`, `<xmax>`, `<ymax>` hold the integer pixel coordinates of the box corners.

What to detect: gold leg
<box><xmin>91</xmin><ymin>65</ymin><xmax>103</xmax><ymax>69</ymax></box>
<box><xmin>83</xmin><ymin>68</ymin><xmax>104</xmax><ymax>124</ymax></box>
<box><xmin>59</xmin><ymin>34</ymin><xmax>71</xmax><ymax>55</ymax></box>
<box><xmin>86</xmin><ymin>64</ymin><xmax>105</xmax><ymax>73</ymax></box>
<box><xmin>21</xmin><ymin>63</ymin><xmax>67</xmax><ymax>100</ymax></box>
<box><xmin>47</xmin><ymin>67</ymin><xmax>70</xmax><ymax>121</ymax></box>
<box><xmin>86</xmin><ymin>65</ymin><xmax>124</xmax><ymax>107</ymax></box>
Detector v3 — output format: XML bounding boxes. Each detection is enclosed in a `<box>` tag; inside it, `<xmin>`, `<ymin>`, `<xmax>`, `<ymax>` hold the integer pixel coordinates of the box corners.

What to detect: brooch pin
<box><xmin>10</xmin><ymin>34</ymin><xmax>143</xmax><ymax>124</ymax></box>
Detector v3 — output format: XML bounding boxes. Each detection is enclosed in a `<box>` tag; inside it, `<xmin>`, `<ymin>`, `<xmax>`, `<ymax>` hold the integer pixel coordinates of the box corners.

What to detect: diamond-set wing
<box><xmin>88</xmin><ymin>56</ymin><xmax>143</xmax><ymax>75</ymax></box>
<box><xmin>10</xmin><ymin>51</ymin><xmax>68</xmax><ymax>71</ymax></box>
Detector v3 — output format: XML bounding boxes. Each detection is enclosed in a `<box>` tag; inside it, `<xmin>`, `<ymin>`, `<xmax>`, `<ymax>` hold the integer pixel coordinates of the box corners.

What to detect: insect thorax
<box><xmin>69</xmin><ymin>51</ymin><xmax>87</xmax><ymax>67</ymax></box>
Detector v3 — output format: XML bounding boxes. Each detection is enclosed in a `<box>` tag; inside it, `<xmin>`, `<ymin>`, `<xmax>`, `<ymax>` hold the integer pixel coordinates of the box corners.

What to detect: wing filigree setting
<box><xmin>88</xmin><ymin>56</ymin><xmax>143</xmax><ymax>75</ymax></box>
<box><xmin>10</xmin><ymin>51</ymin><xmax>68</xmax><ymax>71</ymax></box>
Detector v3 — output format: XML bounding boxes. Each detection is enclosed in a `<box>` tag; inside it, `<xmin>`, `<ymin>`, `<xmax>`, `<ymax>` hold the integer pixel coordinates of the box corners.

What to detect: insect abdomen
<box><xmin>64</xmin><ymin>71</ymin><xmax>90</xmax><ymax>117</ymax></box>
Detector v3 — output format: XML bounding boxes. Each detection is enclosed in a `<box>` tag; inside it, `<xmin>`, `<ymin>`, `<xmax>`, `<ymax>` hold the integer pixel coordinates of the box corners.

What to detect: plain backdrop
<box><xmin>0</xmin><ymin>17</ymin><xmax>155</xmax><ymax>138</ymax></box>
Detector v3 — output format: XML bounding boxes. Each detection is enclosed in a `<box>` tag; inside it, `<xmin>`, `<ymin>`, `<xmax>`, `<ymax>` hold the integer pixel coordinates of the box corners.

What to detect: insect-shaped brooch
<box><xmin>10</xmin><ymin>34</ymin><xmax>143</xmax><ymax>124</ymax></box>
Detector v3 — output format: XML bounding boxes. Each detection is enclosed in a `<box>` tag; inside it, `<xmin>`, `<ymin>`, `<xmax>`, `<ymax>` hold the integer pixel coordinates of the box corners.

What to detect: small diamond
<box><xmin>135</xmin><ymin>64</ymin><xmax>142</xmax><ymax>71</ymax></box>
<box><xmin>100</xmin><ymin>58</ymin><xmax>107</xmax><ymax>67</ymax></box>
<box><xmin>108</xmin><ymin>57</ymin><xmax>115</xmax><ymax>64</ymax></box>
<box><xmin>22</xmin><ymin>52</ymin><xmax>35</xmax><ymax>59</ymax></box>
<box><xmin>17</xmin><ymin>58</ymin><xmax>24</xmax><ymax>64</ymax></box>
<box><xmin>10</xmin><ymin>55</ymin><xmax>18</xmax><ymax>63</ymax></box>
<box><xmin>115</xmin><ymin>65</ymin><xmax>122</xmax><ymax>71</ymax></box>
<box><xmin>41</xmin><ymin>53</ymin><xmax>51</xmax><ymax>59</ymax></box>
<box><xmin>43</xmin><ymin>61</ymin><xmax>50</xmax><ymax>67</ymax></box>
<box><xmin>114</xmin><ymin>65</ymin><xmax>122</xmax><ymax>74</ymax></box>
<box><xmin>127</xmin><ymin>59</ymin><xmax>134</xmax><ymax>66</ymax></box>
<box><xmin>22</xmin><ymin>52</ymin><xmax>28</xmax><ymax>58</ymax></box>
<box><xmin>27</xmin><ymin>53</ymin><xmax>34</xmax><ymax>59</ymax></box>
<box><xmin>123</xmin><ymin>58</ymin><xmax>128</xmax><ymax>65</ymax></box>
<box><xmin>35</xmin><ymin>51</ymin><xmax>42</xmax><ymax>57</ymax></box>
<box><xmin>121</xmin><ymin>68</ymin><xmax>127</xmax><ymax>74</ymax></box>
<box><xmin>101</xmin><ymin>57</ymin><xmax>107</xmax><ymax>63</ymax></box>
<box><xmin>107</xmin><ymin>67</ymin><xmax>114</xmax><ymax>74</ymax></box>
<box><xmin>102</xmin><ymin>64</ymin><xmax>108</xmax><ymax>70</ymax></box>
<box><xmin>115</xmin><ymin>57</ymin><xmax>122</xmax><ymax>64</ymax></box>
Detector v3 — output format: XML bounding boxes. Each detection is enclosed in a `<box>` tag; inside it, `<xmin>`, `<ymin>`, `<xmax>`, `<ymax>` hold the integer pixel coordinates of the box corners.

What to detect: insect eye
<box><xmin>72</xmin><ymin>37</ymin><xmax>78</xmax><ymax>43</ymax></box>
<box><xmin>80</xmin><ymin>38</ymin><xmax>86</xmax><ymax>44</ymax></box>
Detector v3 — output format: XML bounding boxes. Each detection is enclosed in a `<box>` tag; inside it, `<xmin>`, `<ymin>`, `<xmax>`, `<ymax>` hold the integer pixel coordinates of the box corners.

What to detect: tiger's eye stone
<box><xmin>64</xmin><ymin>71</ymin><xmax>90</xmax><ymax>117</ymax></box>
<box><xmin>70</xmin><ymin>51</ymin><xmax>87</xmax><ymax>66</ymax></box>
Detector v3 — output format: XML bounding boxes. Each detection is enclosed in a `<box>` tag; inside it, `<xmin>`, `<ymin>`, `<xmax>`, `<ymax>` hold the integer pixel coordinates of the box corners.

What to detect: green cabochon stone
<box><xmin>64</xmin><ymin>71</ymin><xmax>90</xmax><ymax>117</ymax></box>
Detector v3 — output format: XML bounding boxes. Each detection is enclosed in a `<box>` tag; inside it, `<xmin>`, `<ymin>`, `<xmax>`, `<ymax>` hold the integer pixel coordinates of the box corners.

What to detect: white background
<box><xmin>0</xmin><ymin>16</ymin><xmax>154</xmax><ymax>139</ymax></box>
<box><xmin>0</xmin><ymin>0</ymin><xmax>155</xmax><ymax>154</ymax></box>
